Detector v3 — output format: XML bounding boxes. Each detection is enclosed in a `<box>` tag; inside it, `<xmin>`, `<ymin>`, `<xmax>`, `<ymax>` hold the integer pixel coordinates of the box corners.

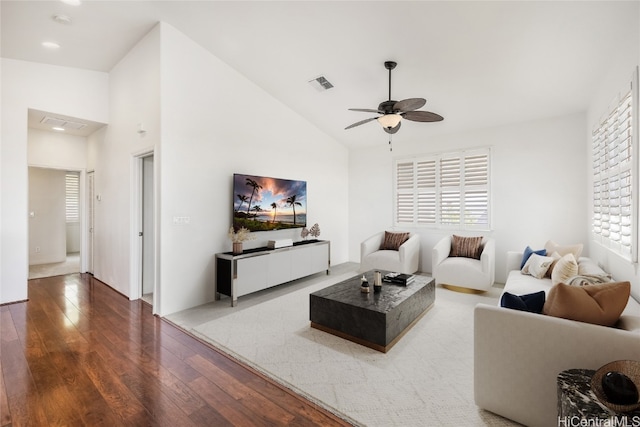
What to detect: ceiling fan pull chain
<box><xmin>389</xmin><ymin>134</ymin><xmax>393</xmax><ymax>152</ymax></box>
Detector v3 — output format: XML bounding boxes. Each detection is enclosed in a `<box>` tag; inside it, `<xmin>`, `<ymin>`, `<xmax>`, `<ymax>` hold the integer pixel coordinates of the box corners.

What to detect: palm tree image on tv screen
<box><xmin>233</xmin><ymin>174</ymin><xmax>307</xmax><ymax>232</ymax></box>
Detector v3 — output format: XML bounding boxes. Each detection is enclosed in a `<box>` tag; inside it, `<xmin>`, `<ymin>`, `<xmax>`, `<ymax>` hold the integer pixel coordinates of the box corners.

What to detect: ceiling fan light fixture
<box><xmin>377</xmin><ymin>114</ymin><xmax>402</xmax><ymax>129</ymax></box>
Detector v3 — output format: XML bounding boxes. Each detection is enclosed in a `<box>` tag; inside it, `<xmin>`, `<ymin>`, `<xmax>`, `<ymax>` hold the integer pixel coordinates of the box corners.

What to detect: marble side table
<box><xmin>557</xmin><ymin>369</ymin><xmax>640</xmax><ymax>426</ymax></box>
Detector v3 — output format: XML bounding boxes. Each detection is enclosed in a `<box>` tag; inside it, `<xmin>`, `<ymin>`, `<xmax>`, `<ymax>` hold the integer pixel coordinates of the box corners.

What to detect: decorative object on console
<box><xmin>300</xmin><ymin>227</ymin><xmax>309</xmax><ymax>239</ymax></box>
<box><xmin>267</xmin><ymin>239</ymin><xmax>293</xmax><ymax>249</ymax></box>
<box><xmin>233</xmin><ymin>173</ymin><xmax>307</xmax><ymax>232</ymax></box>
<box><xmin>591</xmin><ymin>360</ymin><xmax>640</xmax><ymax>412</ymax></box>
<box><xmin>228</xmin><ymin>226</ymin><xmax>255</xmax><ymax>254</ymax></box>
<box><xmin>309</xmin><ymin>223</ymin><xmax>321</xmax><ymax>238</ymax></box>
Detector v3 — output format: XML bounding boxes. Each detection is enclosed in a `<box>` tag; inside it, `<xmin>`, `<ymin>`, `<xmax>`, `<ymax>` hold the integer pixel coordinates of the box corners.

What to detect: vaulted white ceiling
<box><xmin>2</xmin><ymin>1</ymin><xmax>638</xmax><ymax>148</ymax></box>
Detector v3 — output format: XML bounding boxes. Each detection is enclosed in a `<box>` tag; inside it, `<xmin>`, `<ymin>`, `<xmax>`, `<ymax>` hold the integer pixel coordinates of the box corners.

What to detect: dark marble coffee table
<box><xmin>309</xmin><ymin>270</ymin><xmax>435</xmax><ymax>353</ymax></box>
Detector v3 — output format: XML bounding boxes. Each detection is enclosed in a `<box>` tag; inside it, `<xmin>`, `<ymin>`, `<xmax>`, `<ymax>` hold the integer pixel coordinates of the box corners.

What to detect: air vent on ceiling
<box><xmin>308</xmin><ymin>75</ymin><xmax>334</xmax><ymax>92</ymax></box>
<box><xmin>41</xmin><ymin>116</ymin><xmax>87</xmax><ymax>130</ymax></box>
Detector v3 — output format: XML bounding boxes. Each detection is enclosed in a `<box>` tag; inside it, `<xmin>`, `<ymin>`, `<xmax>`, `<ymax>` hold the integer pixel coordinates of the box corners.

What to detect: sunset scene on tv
<box><xmin>233</xmin><ymin>174</ymin><xmax>307</xmax><ymax>232</ymax></box>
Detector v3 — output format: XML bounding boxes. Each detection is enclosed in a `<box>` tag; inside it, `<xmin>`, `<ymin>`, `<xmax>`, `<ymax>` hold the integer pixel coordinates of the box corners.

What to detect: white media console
<box><xmin>215</xmin><ymin>239</ymin><xmax>330</xmax><ymax>306</ymax></box>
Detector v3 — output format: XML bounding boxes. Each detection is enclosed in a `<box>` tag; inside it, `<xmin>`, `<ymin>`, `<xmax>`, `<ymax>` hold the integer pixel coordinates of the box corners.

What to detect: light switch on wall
<box><xmin>172</xmin><ymin>216</ymin><xmax>191</xmax><ymax>225</ymax></box>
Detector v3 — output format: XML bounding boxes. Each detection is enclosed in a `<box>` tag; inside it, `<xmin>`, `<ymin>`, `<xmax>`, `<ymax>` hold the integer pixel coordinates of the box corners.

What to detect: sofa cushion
<box><xmin>520</xmin><ymin>246</ymin><xmax>547</xmax><ymax>269</ymax></box>
<box><xmin>544</xmin><ymin>240</ymin><xmax>583</xmax><ymax>260</ymax></box>
<box><xmin>543</xmin><ymin>281</ymin><xmax>631</xmax><ymax>326</ymax></box>
<box><xmin>380</xmin><ymin>231</ymin><xmax>409</xmax><ymax>251</ymax></box>
<box><xmin>551</xmin><ymin>253</ymin><xmax>578</xmax><ymax>285</ymax></box>
<box><xmin>450</xmin><ymin>235</ymin><xmax>483</xmax><ymax>259</ymax></box>
<box><xmin>521</xmin><ymin>253</ymin><xmax>554</xmax><ymax>279</ymax></box>
<box><xmin>501</xmin><ymin>291</ymin><xmax>546</xmax><ymax>313</ymax></box>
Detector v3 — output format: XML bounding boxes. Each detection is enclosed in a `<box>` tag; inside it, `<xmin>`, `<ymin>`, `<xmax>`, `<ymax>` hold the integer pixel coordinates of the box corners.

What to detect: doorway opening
<box><xmin>131</xmin><ymin>151</ymin><xmax>156</xmax><ymax>310</ymax></box>
<box><xmin>28</xmin><ymin>167</ymin><xmax>83</xmax><ymax>279</ymax></box>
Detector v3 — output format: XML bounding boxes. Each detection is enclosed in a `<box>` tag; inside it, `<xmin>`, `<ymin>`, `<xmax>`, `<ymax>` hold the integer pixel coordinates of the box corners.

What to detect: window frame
<box><xmin>65</xmin><ymin>171</ymin><xmax>80</xmax><ymax>224</ymax></box>
<box><xmin>591</xmin><ymin>67</ymin><xmax>639</xmax><ymax>263</ymax></box>
<box><xmin>393</xmin><ymin>147</ymin><xmax>491</xmax><ymax>231</ymax></box>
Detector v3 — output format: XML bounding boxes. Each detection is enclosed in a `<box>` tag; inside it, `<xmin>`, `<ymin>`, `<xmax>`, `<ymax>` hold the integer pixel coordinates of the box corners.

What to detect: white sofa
<box><xmin>474</xmin><ymin>251</ymin><xmax>640</xmax><ymax>427</ymax></box>
<box><xmin>360</xmin><ymin>232</ymin><xmax>420</xmax><ymax>274</ymax></box>
<box><xmin>432</xmin><ymin>235</ymin><xmax>495</xmax><ymax>292</ymax></box>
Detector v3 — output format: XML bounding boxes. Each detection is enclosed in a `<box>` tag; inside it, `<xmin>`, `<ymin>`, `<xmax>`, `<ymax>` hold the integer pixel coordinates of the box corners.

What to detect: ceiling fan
<box><xmin>345</xmin><ymin>61</ymin><xmax>443</xmax><ymax>135</ymax></box>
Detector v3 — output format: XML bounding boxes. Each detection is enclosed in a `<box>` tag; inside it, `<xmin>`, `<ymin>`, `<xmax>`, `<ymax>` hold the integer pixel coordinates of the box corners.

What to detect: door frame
<box><xmin>130</xmin><ymin>148</ymin><xmax>159</xmax><ymax>314</ymax></box>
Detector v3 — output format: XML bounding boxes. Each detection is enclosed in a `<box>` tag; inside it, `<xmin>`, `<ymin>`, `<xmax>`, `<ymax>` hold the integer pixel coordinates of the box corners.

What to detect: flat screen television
<box><xmin>232</xmin><ymin>173</ymin><xmax>307</xmax><ymax>232</ymax></box>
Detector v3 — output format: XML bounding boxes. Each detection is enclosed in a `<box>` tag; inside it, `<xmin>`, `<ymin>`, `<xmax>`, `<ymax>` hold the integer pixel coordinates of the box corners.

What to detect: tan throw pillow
<box><xmin>450</xmin><ymin>235</ymin><xmax>483</xmax><ymax>259</ymax></box>
<box><xmin>543</xmin><ymin>281</ymin><xmax>631</xmax><ymax>326</ymax></box>
<box><xmin>551</xmin><ymin>253</ymin><xmax>578</xmax><ymax>285</ymax></box>
<box><xmin>380</xmin><ymin>231</ymin><xmax>410</xmax><ymax>251</ymax></box>
<box><xmin>544</xmin><ymin>240</ymin><xmax>583</xmax><ymax>260</ymax></box>
<box><xmin>522</xmin><ymin>253</ymin><xmax>554</xmax><ymax>279</ymax></box>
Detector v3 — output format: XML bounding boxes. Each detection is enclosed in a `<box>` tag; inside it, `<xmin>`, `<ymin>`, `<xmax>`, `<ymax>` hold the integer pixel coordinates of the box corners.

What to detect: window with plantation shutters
<box><xmin>66</xmin><ymin>172</ymin><xmax>80</xmax><ymax>223</ymax></box>
<box><xmin>394</xmin><ymin>148</ymin><xmax>491</xmax><ymax>229</ymax></box>
<box><xmin>592</xmin><ymin>72</ymin><xmax>637</xmax><ymax>262</ymax></box>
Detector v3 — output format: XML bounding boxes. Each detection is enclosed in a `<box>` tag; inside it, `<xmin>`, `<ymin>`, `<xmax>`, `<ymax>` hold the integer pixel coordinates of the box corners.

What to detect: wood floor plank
<box><xmin>0</xmin><ymin>358</ymin><xmax>12</xmax><ymax>427</ymax></box>
<box><xmin>0</xmin><ymin>274</ymin><xmax>352</xmax><ymax>427</ymax></box>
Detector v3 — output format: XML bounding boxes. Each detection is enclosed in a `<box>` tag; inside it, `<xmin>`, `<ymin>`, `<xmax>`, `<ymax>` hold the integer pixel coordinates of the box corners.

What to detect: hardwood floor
<box><xmin>0</xmin><ymin>274</ymin><xmax>352</xmax><ymax>426</ymax></box>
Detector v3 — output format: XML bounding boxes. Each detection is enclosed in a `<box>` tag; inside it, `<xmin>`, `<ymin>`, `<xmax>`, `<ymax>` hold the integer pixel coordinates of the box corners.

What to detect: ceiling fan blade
<box><xmin>383</xmin><ymin>121</ymin><xmax>401</xmax><ymax>134</ymax></box>
<box><xmin>345</xmin><ymin>116</ymin><xmax>378</xmax><ymax>130</ymax></box>
<box><xmin>394</xmin><ymin>98</ymin><xmax>426</xmax><ymax>112</ymax></box>
<box><xmin>402</xmin><ymin>110</ymin><xmax>444</xmax><ymax>122</ymax></box>
<box><xmin>348</xmin><ymin>108</ymin><xmax>381</xmax><ymax>113</ymax></box>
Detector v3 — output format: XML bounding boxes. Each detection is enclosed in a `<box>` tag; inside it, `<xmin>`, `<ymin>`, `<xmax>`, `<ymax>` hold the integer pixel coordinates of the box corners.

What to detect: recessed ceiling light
<box><xmin>52</xmin><ymin>14</ymin><xmax>72</xmax><ymax>25</ymax></box>
<box><xmin>60</xmin><ymin>0</ymin><xmax>81</xmax><ymax>5</ymax></box>
<box><xmin>52</xmin><ymin>127</ymin><xmax>65</xmax><ymax>132</ymax></box>
<box><xmin>42</xmin><ymin>41</ymin><xmax>60</xmax><ymax>49</ymax></box>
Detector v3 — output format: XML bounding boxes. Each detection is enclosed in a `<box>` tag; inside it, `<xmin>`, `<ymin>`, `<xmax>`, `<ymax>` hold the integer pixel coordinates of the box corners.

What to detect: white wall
<box><xmin>586</xmin><ymin>3</ymin><xmax>640</xmax><ymax>300</ymax></box>
<box><xmin>28</xmin><ymin>167</ymin><xmax>66</xmax><ymax>265</ymax></box>
<box><xmin>1</xmin><ymin>58</ymin><xmax>108</xmax><ymax>304</ymax></box>
<box><xmin>28</xmin><ymin>128</ymin><xmax>88</xmax><ymax>169</ymax></box>
<box><xmin>90</xmin><ymin>24</ymin><xmax>160</xmax><ymax>297</ymax></box>
<box><xmin>349</xmin><ymin>112</ymin><xmax>588</xmax><ymax>284</ymax></box>
<box><xmin>157</xmin><ymin>23</ymin><xmax>349</xmax><ymax>315</ymax></box>
<box><xmin>28</xmin><ymin>129</ymin><xmax>86</xmax><ymax>255</ymax></box>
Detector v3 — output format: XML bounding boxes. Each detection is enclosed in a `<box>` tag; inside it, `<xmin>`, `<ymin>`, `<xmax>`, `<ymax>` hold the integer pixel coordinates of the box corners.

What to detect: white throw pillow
<box><xmin>551</xmin><ymin>253</ymin><xmax>578</xmax><ymax>285</ymax></box>
<box><xmin>544</xmin><ymin>240</ymin><xmax>583</xmax><ymax>260</ymax></box>
<box><xmin>522</xmin><ymin>253</ymin><xmax>554</xmax><ymax>279</ymax></box>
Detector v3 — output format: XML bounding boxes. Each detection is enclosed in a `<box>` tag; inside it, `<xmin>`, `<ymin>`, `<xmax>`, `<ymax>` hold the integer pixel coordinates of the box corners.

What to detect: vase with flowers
<box><xmin>228</xmin><ymin>226</ymin><xmax>255</xmax><ymax>254</ymax></box>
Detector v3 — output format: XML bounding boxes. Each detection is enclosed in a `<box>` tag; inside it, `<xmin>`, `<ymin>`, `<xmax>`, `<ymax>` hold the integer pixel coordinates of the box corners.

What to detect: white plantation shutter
<box><xmin>396</xmin><ymin>161</ymin><xmax>415</xmax><ymax>223</ymax></box>
<box><xmin>65</xmin><ymin>172</ymin><xmax>80</xmax><ymax>223</ymax></box>
<box><xmin>416</xmin><ymin>160</ymin><xmax>436</xmax><ymax>224</ymax></box>
<box><xmin>394</xmin><ymin>148</ymin><xmax>491</xmax><ymax>229</ymax></box>
<box><xmin>592</xmin><ymin>75</ymin><xmax>637</xmax><ymax>261</ymax></box>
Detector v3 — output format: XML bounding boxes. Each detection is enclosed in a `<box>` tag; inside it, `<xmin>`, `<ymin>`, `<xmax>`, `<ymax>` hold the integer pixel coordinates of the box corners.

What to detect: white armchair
<box><xmin>360</xmin><ymin>232</ymin><xmax>420</xmax><ymax>274</ymax></box>
<box><xmin>432</xmin><ymin>235</ymin><xmax>495</xmax><ymax>292</ymax></box>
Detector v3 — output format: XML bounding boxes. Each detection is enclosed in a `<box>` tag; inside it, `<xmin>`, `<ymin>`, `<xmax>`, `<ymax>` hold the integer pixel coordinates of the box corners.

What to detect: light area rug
<box><xmin>178</xmin><ymin>266</ymin><xmax>520</xmax><ymax>426</ymax></box>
